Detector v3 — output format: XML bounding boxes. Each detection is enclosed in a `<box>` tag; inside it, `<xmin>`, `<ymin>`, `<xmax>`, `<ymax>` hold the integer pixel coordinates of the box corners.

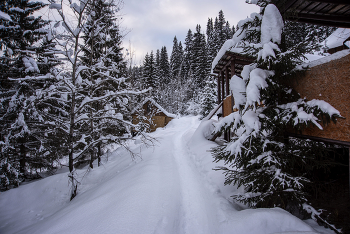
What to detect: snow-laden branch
<box><xmin>8</xmin><ymin>73</ymin><xmax>52</xmax><ymax>81</ymax></box>
<box><xmin>75</xmin><ymin>88</ymin><xmax>151</xmax><ymax>114</ymax></box>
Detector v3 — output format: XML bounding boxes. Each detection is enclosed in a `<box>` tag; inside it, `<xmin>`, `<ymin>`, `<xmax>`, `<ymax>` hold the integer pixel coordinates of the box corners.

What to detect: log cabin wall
<box><xmin>290</xmin><ymin>53</ymin><xmax>350</xmax><ymax>144</ymax></box>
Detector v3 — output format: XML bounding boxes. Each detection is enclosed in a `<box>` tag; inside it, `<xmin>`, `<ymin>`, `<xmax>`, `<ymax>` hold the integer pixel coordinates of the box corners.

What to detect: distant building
<box><xmin>131</xmin><ymin>98</ymin><xmax>176</xmax><ymax>133</ymax></box>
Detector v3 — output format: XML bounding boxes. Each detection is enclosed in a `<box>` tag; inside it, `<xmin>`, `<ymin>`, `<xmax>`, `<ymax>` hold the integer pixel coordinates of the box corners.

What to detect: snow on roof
<box><xmin>136</xmin><ymin>98</ymin><xmax>176</xmax><ymax>118</ymax></box>
<box><xmin>297</xmin><ymin>49</ymin><xmax>350</xmax><ymax>70</ymax></box>
<box><xmin>211</xmin><ymin>41</ymin><xmax>244</xmax><ymax>73</ymax></box>
<box><xmin>211</xmin><ymin>13</ymin><xmax>259</xmax><ymax>73</ymax></box>
<box><xmin>322</xmin><ymin>28</ymin><xmax>350</xmax><ymax>49</ymax></box>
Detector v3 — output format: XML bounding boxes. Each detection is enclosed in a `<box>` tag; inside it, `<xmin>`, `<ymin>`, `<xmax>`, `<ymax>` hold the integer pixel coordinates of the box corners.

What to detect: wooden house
<box><xmin>211</xmin><ymin>0</ymin><xmax>350</xmax><ymax>145</ymax></box>
<box><xmin>131</xmin><ymin>98</ymin><xmax>176</xmax><ymax>133</ymax></box>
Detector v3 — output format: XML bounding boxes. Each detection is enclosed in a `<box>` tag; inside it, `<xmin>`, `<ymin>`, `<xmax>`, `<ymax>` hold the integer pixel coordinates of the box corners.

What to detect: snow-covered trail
<box><xmin>0</xmin><ymin>116</ymin><xmax>331</xmax><ymax>234</ymax></box>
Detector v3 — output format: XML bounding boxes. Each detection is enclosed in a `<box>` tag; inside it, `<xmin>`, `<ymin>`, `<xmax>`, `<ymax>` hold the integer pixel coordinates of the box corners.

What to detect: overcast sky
<box><xmin>120</xmin><ymin>0</ymin><xmax>260</xmax><ymax>66</ymax></box>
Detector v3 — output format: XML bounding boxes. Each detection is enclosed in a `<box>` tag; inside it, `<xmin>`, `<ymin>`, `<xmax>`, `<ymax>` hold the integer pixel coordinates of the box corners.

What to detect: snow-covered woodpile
<box><xmin>132</xmin><ymin>98</ymin><xmax>176</xmax><ymax>132</ymax></box>
<box><xmin>291</xmin><ymin>51</ymin><xmax>350</xmax><ymax>146</ymax></box>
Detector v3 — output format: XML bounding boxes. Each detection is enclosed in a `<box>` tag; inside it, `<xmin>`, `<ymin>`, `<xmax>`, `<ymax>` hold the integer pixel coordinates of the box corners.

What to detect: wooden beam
<box><xmin>205</xmin><ymin>101</ymin><xmax>223</xmax><ymax>120</ymax></box>
<box><xmin>289</xmin><ymin>12</ymin><xmax>350</xmax><ymax>24</ymax></box>
<box><xmin>225</xmin><ymin>65</ymin><xmax>230</xmax><ymax>97</ymax></box>
<box><xmin>231</xmin><ymin>59</ymin><xmax>236</xmax><ymax>77</ymax></box>
<box><xmin>307</xmin><ymin>0</ymin><xmax>350</xmax><ymax>5</ymax></box>
<box><xmin>286</xmin><ymin>18</ymin><xmax>350</xmax><ymax>28</ymax></box>
<box><xmin>217</xmin><ymin>74</ymin><xmax>221</xmax><ymax>104</ymax></box>
<box><xmin>277</xmin><ymin>0</ymin><xmax>300</xmax><ymax>14</ymax></box>
<box><xmin>221</xmin><ymin>70</ymin><xmax>225</xmax><ymax>101</ymax></box>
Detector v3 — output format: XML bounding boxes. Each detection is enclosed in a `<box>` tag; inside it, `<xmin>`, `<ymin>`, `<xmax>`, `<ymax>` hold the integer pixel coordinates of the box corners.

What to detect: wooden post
<box><xmin>231</xmin><ymin>58</ymin><xmax>236</xmax><ymax>77</ymax></box>
<box><xmin>221</xmin><ymin>70</ymin><xmax>225</xmax><ymax>102</ymax></box>
<box><xmin>217</xmin><ymin>74</ymin><xmax>221</xmax><ymax>104</ymax></box>
<box><xmin>225</xmin><ymin>65</ymin><xmax>230</xmax><ymax>98</ymax></box>
<box><xmin>221</xmin><ymin>70</ymin><xmax>225</xmax><ymax>117</ymax></box>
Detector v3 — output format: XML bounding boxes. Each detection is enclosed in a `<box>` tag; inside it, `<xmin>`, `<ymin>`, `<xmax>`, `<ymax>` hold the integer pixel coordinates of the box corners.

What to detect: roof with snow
<box><xmin>272</xmin><ymin>0</ymin><xmax>350</xmax><ymax>28</ymax></box>
<box><xmin>322</xmin><ymin>28</ymin><xmax>350</xmax><ymax>49</ymax></box>
<box><xmin>298</xmin><ymin>49</ymin><xmax>350</xmax><ymax>69</ymax></box>
<box><xmin>212</xmin><ymin>51</ymin><xmax>254</xmax><ymax>76</ymax></box>
<box><xmin>132</xmin><ymin>98</ymin><xmax>176</xmax><ymax>118</ymax></box>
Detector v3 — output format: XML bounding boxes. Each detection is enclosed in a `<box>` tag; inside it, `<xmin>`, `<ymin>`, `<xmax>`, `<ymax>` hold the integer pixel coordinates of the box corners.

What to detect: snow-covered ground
<box><xmin>0</xmin><ymin>116</ymin><xmax>334</xmax><ymax>234</ymax></box>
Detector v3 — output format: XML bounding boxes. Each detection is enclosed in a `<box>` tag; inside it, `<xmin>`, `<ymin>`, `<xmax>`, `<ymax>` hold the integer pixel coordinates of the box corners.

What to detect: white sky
<box><xmin>120</xmin><ymin>0</ymin><xmax>260</xmax><ymax>66</ymax></box>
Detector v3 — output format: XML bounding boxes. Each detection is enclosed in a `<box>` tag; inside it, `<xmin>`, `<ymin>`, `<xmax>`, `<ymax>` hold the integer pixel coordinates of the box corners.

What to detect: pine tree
<box><xmin>224</xmin><ymin>21</ymin><xmax>233</xmax><ymax>40</ymax></box>
<box><xmin>170</xmin><ymin>36</ymin><xmax>182</xmax><ymax>80</ymax></box>
<box><xmin>142</xmin><ymin>51</ymin><xmax>156</xmax><ymax>90</ymax></box>
<box><xmin>0</xmin><ymin>0</ymin><xmax>58</xmax><ymax>190</ymax></box>
<box><xmin>212</xmin><ymin>3</ymin><xmax>340</xmax><ymax>229</ymax></box>
<box><xmin>217</xmin><ymin>10</ymin><xmax>227</xmax><ymax>48</ymax></box>
<box><xmin>206</xmin><ymin>18</ymin><xmax>217</xmax><ymax>63</ymax></box>
<box><xmin>181</xmin><ymin>29</ymin><xmax>193</xmax><ymax>82</ymax></box>
<box><xmin>159</xmin><ymin>46</ymin><xmax>170</xmax><ymax>85</ymax></box>
<box><xmin>191</xmin><ymin>24</ymin><xmax>208</xmax><ymax>89</ymax></box>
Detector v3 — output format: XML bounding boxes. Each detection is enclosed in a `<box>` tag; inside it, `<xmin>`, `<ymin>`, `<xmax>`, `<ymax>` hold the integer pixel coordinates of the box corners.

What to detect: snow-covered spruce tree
<box><xmin>80</xmin><ymin>0</ymin><xmax>130</xmax><ymax>168</ymax></box>
<box><xmin>47</xmin><ymin>0</ymin><xmax>149</xmax><ymax>200</ymax></box>
<box><xmin>0</xmin><ymin>0</ymin><xmax>60</xmax><ymax>190</ymax></box>
<box><xmin>212</xmin><ymin>3</ymin><xmax>340</xmax><ymax>229</ymax></box>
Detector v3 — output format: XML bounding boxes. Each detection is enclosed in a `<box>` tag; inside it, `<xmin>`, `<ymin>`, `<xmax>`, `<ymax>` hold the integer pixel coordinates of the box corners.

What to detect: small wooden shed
<box><xmin>131</xmin><ymin>98</ymin><xmax>176</xmax><ymax>132</ymax></box>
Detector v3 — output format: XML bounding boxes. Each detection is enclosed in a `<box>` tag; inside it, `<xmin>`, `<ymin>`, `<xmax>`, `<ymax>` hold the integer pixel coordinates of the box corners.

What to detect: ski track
<box><xmin>169</xmin><ymin>117</ymin><xmax>218</xmax><ymax>234</ymax></box>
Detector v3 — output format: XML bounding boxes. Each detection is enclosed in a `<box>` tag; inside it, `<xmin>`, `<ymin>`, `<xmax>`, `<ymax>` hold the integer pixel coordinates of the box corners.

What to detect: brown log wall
<box><xmin>290</xmin><ymin>54</ymin><xmax>350</xmax><ymax>143</ymax></box>
<box><xmin>223</xmin><ymin>95</ymin><xmax>233</xmax><ymax>117</ymax></box>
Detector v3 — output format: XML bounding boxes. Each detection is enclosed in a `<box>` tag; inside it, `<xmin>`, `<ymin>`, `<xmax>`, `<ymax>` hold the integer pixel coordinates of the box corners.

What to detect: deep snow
<box><xmin>0</xmin><ymin>116</ymin><xmax>334</xmax><ymax>234</ymax></box>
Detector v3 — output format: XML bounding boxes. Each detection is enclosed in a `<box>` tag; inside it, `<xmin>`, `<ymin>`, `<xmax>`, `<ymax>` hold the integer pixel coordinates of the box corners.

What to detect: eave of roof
<box><xmin>272</xmin><ymin>0</ymin><xmax>350</xmax><ymax>28</ymax></box>
<box><xmin>212</xmin><ymin>51</ymin><xmax>255</xmax><ymax>75</ymax></box>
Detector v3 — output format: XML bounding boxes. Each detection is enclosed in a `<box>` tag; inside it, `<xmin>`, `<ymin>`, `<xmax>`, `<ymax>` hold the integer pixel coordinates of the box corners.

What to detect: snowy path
<box><xmin>0</xmin><ymin>116</ymin><xmax>332</xmax><ymax>234</ymax></box>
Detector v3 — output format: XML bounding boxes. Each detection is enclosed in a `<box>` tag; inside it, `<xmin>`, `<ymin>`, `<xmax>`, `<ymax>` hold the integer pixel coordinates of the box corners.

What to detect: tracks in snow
<box><xmin>159</xmin><ymin>117</ymin><xmax>219</xmax><ymax>234</ymax></box>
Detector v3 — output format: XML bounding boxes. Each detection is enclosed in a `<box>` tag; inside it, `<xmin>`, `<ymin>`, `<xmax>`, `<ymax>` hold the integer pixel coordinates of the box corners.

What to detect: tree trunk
<box><xmin>20</xmin><ymin>141</ymin><xmax>26</xmax><ymax>175</ymax></box>
<box><xmin>98</xmin><ymin>143</ymin><xmax>101</xmax><ymax>167</ymax></box>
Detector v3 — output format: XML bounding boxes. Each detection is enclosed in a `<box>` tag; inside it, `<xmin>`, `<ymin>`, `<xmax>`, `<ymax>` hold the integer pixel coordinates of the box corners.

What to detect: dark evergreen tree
<box><xmin>181</xmin><ymin>29</ymin><xmax>193</xmax><ymax>82</ymax></box>
<box><xmin>142</xmin><ymin>51</ymin><xmax>156</xmax><ymax>90</ymax></box>
<box><xmin>159</xmin><ymin>46</ymin><xmax>170</xmax><ymax>85</ymax></box>
<box><xmin>216</xmin><ymin>10</ymin><xmax>227</xmax><ymax>48</ymax></box>
<box><xmin>0</xmin><ymin>0</ymin><xmax>58</xmax><ymax>190</ymax></box>
<box><xmin>170</xmin><ymin>36</ymin><xmax>182</xmax><ymax>80</ymax></box>
<box><xmin>191</xmin><ymin>24</ymin><xmax>208</xmax><ymax>89</ymax></box>
<box><xmin>224</xmin><ymin>21</ymin><xmax>233</xmax><ymax>40</ymax></box>
<box><xmin>213</xmin><ymin>17</ymin><xmax>221</xmax><ymax>53</ymax></box>
<box><xmin>206</xmin><ymin>18</ymin><xmax>217</xmax><ymax>63</ymax></box>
